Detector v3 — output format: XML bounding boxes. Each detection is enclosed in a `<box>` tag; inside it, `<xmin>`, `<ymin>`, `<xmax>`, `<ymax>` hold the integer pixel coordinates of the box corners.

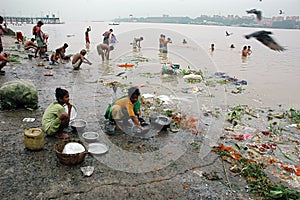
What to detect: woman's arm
<box><xmin>66</xmin><ymin>102</ymin><xmax>72</xmax><ymax>117</ymax></box>
<box><xmin>131</xmin><ymin>116</ymin><xmax>143</xmax><ymax>129</ymax></box>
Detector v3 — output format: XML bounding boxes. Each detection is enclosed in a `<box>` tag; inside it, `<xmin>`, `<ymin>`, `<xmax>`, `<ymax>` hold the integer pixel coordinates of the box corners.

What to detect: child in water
<box><xmin>42</xmin><ymin>88</ymin><xmax>73</xmax><ymax>139</ymax></box>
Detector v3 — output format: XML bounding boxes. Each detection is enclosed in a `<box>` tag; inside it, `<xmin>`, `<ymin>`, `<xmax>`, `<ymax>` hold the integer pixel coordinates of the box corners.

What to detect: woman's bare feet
<box><xmin>55</xmin><ymin>133</ymin><xmax>70</xmax><ymax>139</ymax></box>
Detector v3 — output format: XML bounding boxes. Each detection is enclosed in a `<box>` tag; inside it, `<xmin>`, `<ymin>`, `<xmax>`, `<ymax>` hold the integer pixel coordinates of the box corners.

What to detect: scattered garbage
<box><xmin>183</xmin><ymin>74</ymin><xmax>202</xmax><ymax>83</ymax></box>
<box><xmin>66</xmin><ymin>34</ymin><xmax>75</xmax><ymax>37</ymax></box>
<box><xmin>182</xmin><ymin>86</ymin><xmax>201</xmax><ymax>94</ymax></box>
<box><xmin>118</xmin><ymin>63</ymin><xmax>135</xmax><ymax>68</ymax></box>
<box><xmin>37</xmin><ymin>62</ymin><xmax>45</xmax><ymax>67</ymax></box>
<box><xmin>161</xmin><ymin>63</ymin><xmax>180</xmax><ymax>75</ymax></box>
<box><xmin>81</xmin><ymin>166</ymin><xmax>95</xmax><ymax>177</ymax></box>
<box><xmin>217</xmin><ymin>104</ymin><xmax>300</xmax><ymax>188</ymax></box>
<box><xmin>22</xmin><ymin>118</ymin><xmax>36</xmax><ymax>122</ymax></box>
<box><xmin>44</xmin><ymin>72</ymin><xmax>54</xmax><ymax>76</ymax></box>
<box><xmin>44</xmin><ymin>65</ymin><xmax>53</xmax><ymax>69</ymax></box>
<box><xmin>215</xmin><ymin>72</ymin><xmax>247</xmax><ymax>85</ymax></box>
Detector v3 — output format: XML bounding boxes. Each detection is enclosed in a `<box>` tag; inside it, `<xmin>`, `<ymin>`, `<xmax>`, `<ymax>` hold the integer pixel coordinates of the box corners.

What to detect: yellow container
<box><xmin>24</xmin><ymin>128</ymin><xmax>44</xmax><ymax>150</ymax></box>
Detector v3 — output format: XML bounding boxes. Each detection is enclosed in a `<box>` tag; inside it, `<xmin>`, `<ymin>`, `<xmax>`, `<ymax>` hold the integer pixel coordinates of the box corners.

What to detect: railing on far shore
<box><xmin>4</xmin><ymin>16</ymin><xmax>63</xmax><ymax>25</ymax></box>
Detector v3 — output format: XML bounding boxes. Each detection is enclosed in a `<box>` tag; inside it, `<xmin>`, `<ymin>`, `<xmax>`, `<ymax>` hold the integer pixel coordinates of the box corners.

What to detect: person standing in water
<box><xmin>32</xmin><ymin>21</ymin><xmax>46</xmax><ymax>58</ymax></box>
<box><xmin>159</xmin><ymin>34</ymin><xmax>165</xmax><ymax>53</ymax></box>
<box><xmin>247</xmin><ymin>46</ymin><xmax>252</xmax><ymax>56</ymax></box>
<box><xmin>103</xmin><ymin>29</ymin><xmax>113</xmax><ymax>45</ymax></box>
<box><xmin>242</xmin><ymin>46</ymin><xmax>248</xmax><ymax>58</ymax></box>
<box><xmin>85</xmin><ymin>26</ymin><xmax>91</xmax><ymax>49</ymax></box>
<box><xmin>163</xmin><ymin>37</ymin><xmax>172</xmax><ymax>53</ymax></box>
<box><xmin>210</xmin><ymin>43</ymin><xmax>215</xmax><ymax>52</ymax></box>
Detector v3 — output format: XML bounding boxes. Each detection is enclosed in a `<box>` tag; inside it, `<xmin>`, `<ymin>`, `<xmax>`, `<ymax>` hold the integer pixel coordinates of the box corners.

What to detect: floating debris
<box><xmin>215</xmin><ymin>72</ymin><xmax>247</xmax><ymax>85</ymax></box>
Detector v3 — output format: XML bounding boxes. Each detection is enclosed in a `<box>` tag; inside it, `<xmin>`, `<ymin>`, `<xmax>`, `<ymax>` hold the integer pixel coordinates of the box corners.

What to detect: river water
<box><xmin>13</xmin><ymin>21</ymin><xmax>300</xmax><ymax>109</ymax></box>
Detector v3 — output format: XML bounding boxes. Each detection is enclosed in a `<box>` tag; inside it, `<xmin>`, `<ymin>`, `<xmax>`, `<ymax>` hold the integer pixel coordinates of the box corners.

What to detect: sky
<box><xmin>1</xmin><ymin>0</ymin><xmax>300</xmax><ymax>22</ymax></box>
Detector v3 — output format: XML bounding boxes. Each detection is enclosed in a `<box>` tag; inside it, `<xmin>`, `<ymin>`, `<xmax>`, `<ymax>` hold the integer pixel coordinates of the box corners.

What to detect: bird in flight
<box><xmin>246</xmin><ymin>9</ymin><xmax>262</xmax><ymax>21</ymax></box>
<box><xmin>225</xmin><ymin>31</ymin><xmax>233</xmax><ymax>36</ymax></box>
<box><xmin>279</xmin><ymin>10</ymin><xmax>284</xmax><ymax>15</ymax></box>
<box><xmin>245</xmin><ymin>30</ymin><xmax>285</xmax><ymax>51</ymax></box>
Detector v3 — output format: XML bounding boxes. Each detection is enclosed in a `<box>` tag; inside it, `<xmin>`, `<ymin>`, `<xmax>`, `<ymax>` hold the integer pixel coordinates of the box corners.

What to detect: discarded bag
<box><xmin>0</xmin><ymin>79</ymin><xmax>38</xmax><ymax>110</ymax></box>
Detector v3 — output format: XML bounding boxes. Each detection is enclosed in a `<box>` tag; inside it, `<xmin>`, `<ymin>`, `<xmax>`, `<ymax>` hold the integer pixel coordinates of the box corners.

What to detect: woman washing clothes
<box><xmin>104</xmin><ymin>86</ymin><xmax>145</xmax><ymax>133</ymax></box>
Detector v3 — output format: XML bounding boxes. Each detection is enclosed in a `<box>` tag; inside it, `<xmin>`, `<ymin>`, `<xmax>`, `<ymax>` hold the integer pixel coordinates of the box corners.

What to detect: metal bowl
<box><xmin>82</xmin><ymin>132</ymin><xmax>99</xmax><ymax>143</ymax></box>
<box><xmin>64</xmin><ymin>104</ymin><xmax>77</xmax><ymax>121</ymax></box>
<box><xmin>155</xmin><ymin>115</ymin><xmax>172</xmax><ymax>126</ymax></box>
<box><xmin>70</xmin><ymin>119</ymin><xmax>87</xmax><ymax>132</ymax></box>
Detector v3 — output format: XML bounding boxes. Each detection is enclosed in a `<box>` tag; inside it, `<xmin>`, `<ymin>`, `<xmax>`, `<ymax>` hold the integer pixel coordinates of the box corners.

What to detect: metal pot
<box><xmin>149</xmin><ymin>115</ymin><xmax>172</xmax><ymax>131</ymax></box>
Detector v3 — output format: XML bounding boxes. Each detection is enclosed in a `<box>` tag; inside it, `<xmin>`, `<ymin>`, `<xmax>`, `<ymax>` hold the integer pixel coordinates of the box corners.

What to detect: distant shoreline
<box><xmin>112</xmin><ymin>15</ymin><xmax>300</xmax><ymax>30</ymax></box>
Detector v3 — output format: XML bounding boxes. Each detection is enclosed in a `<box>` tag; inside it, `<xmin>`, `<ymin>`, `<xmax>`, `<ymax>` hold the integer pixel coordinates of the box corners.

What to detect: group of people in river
<box><xmin>1</xmin><ymin>19</ymin><xmax>147</xmax><ymax>138</ymax></box>
<box><xmin>159</xmin><ymin>34</ymin><xmax>172</xmax><ymax>53</ymax></box>
<box><xmin>0</xmin><ymin>19</ymin><xmax>120</xmax><ymax>73</ymax></box>
<box><xmin>210</xmin><ymin>42</ymin><xmax>253</xmax><ymax>59</ymax></box>
<box><xmin>0</xmin><ymin>17</ymin><xmax>258</xmax><ymax>139</ymax></box>
<box><xmin>0</xmin><ymin>19</ymin><xmax>194</xmax><ymax>138</ymax></box>
<box><xmin>242</xmin><ymin>45</ymin><xmax>252</xmax><ymax>57</ymax></box>
<box><xmin>42</xmin><ymin>32</ymin><xmax>175</xmax><ymax>138</ymax></box>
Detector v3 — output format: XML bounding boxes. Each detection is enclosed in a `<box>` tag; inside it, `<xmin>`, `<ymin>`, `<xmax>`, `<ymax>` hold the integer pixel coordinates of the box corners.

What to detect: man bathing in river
<box><xmin>71</xmin><ymin>49</ymin><xmax>92</xmax><ymax>70</ymax></box>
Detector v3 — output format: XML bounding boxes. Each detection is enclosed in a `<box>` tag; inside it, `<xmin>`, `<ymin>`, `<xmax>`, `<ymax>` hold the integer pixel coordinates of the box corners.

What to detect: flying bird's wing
<box><xmin>256</xmin><ymin>34</ymin><xmax>285</xmax><ymax>51</ymax></box>
<box><xmin>246</xmin><ymin>9</ymin><xmax>257</xmax><ymax>14</ymax></box>
<box><xmin>245</xmin><ymin>31</ymin><xmax>285</xmax><ymax>51</ymax></box>
<box><xmin>246</xmin><ymin>9</ymin><xmax>262</xmax><ymax>21</ymax></box>
<box><xmin>256</xmin><ymin>10</ymin><xmax>262</xmax><ymax>21</ymax></box>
